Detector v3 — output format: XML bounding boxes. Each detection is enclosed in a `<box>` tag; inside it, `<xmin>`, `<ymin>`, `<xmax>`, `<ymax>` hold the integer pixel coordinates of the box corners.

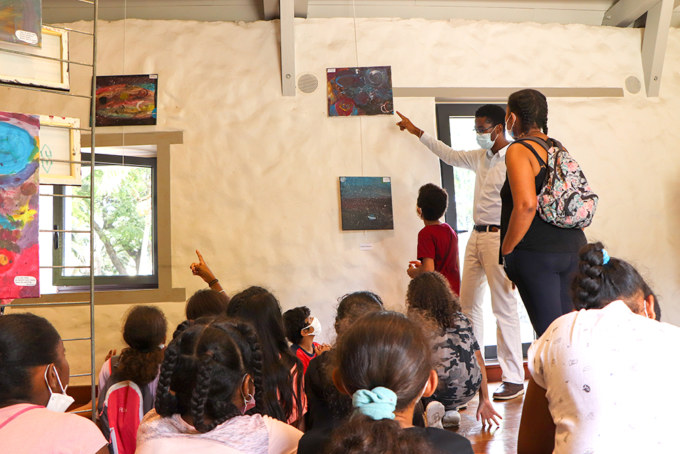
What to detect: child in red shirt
<box><xmin>283</xmin><ymin>306</ymin><xmax>330</xmax><ymax>373</ymax></box>
<box><xmin>407</xmin><ymin>183</ymin><xmax>461</xmax><ymax>295</ymax></box>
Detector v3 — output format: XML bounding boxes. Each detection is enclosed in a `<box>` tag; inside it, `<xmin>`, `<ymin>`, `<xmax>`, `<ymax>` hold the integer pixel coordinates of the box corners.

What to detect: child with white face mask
<box><xmin>0</xmin><ymin>313</ymin><xmax>108</xmax><ymax>454</ymax></box>
<box><xmin>283</xmin><ymin>306</ymin><xmax>331</xmax><ymax>374</ymax></box>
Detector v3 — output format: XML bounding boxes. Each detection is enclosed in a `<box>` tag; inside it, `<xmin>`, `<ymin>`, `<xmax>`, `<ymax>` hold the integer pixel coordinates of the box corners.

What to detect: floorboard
<box><xmin>450</xmin><ymin>383</ymin><xmax>525</xmax><ymax>454</ymax></box>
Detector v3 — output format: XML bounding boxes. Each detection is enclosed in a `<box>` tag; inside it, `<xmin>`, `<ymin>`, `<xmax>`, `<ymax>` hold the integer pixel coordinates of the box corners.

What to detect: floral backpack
<box><xmin>516</xmin><ymin>137</ymin><xmax>598</xmax><ymax>229</ymax></box>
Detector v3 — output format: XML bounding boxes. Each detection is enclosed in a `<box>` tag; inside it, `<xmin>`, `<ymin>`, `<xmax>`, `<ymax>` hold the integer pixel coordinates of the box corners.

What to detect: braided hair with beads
<box><xmin>154</xmin><ymin>317</ymin><xmax>268</xmax><ymax>433</ymax></box>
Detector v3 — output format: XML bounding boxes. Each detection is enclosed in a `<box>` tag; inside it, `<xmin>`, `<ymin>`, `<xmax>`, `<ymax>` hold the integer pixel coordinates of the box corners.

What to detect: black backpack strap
<box><xmin>512</xmin><ymin>137</ymin><xmax>549</xmax><ymax>168</ymax></box>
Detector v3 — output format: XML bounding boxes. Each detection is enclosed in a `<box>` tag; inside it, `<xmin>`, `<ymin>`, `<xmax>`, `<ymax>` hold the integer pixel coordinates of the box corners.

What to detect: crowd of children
<box><xmin>0</xmin><ymin>89</ymin><xmax>678</xmax><ymax>453</ymax></box>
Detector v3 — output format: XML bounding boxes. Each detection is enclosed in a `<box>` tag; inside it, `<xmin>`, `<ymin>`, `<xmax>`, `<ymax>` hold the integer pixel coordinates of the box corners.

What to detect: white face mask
<box><xmin>44</xmin><ymin>364</ymin><xmax>75</xmax><ymax>413</ymax></box>
<box><xmin>304</xmin><ymin>316</ymin><xmax>323</xmax><ymax>337</ymax></box>
<box><xmin>476</xmin><ymin>132</ymin><xmax>495</xmax><ymax>150</ymax></box>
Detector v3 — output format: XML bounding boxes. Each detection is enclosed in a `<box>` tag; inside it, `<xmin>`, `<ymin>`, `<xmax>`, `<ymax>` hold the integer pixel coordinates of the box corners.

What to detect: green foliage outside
<box><xmin>66</xmin><ymin>165</ymin><xmax>153</xmax><ymax>276</ymax></box>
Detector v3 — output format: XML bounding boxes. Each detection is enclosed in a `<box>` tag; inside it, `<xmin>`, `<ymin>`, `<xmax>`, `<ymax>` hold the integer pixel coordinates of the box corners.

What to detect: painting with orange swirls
<box><xmin>95</xmin><ymin>74</ymin><xmax>158</xmax><ymax>126</ymax></box>
<box><xmin>0</xmin><ymin>0</ymin><xmax>42</xmax><ymax>46</ymax></box>
<box><xmin>0</xmin><ymin>111</ymin><xmax>40</xmax><ymax>302</ymax></box>
<box><xmin>327</xmin><ymin>67</ymin><xmax>393</xmax><ymax>117</ymax></box>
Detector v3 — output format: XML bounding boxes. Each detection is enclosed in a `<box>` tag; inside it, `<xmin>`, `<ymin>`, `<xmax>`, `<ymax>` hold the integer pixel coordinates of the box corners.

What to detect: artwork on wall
<box><xmin>0</xmin><ymin>25</ymin><xmax>69</xmax><ymax>90</ymax></box>
<box><xmin>39</xmin><ymin>115</ymin><xmax>81</xmax><ymax>185</ymax></box>
<box><xmin>327</xmin><ymin>66</ymin><xmax>393</xmax><ymax>117</ymax></box>
<box><xmin>339</xmin><ymin>176</ymin><xmax>394</xmax><ymax>231</ymax></box>
<box><xmin>0</xmin><ymin>0</ymin><xmax>42</xmax><ymax>46</ymax></box>
<box><xmin>0</xmin><ymin>111</ymin><xmax>40</xmax><ymax>301</ymax></box>
<box><xmin>95</xmin><ymin>74</ymin><xmax>158</xmax><ymax>126</ymax></box>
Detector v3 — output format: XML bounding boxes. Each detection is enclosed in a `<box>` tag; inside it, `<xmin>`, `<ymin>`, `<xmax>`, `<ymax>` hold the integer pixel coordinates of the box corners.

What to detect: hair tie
<box><xmin>352</xmin><ymin>387</ymin><xmax>397</xmax><ymax>420</ymax></box>
<box><xmin>601</xmin><ymin>249</ymin><xmax>610</xmax><ymax>265</ymax></box>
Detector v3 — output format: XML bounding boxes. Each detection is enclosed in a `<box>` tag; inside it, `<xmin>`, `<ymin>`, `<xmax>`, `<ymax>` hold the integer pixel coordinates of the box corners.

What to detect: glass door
<box><xmin>435</xmin><ymin>104</ymin><xmax>534</xmax><ymax>359</ymax></box>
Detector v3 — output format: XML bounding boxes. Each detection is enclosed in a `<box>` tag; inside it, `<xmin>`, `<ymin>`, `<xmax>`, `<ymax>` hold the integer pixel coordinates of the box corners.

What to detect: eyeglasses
<box><xmin>473</xmin><ymin>125</ymin><xmax>497</xmax><ymax>134</ymax></box>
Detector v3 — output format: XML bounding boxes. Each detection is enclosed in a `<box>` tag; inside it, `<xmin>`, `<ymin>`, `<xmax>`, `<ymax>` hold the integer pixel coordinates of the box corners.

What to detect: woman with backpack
<box><xmin>500</xmin><ymin>89</ymin><xmax>588</xmax><ymax>336</ymax></box>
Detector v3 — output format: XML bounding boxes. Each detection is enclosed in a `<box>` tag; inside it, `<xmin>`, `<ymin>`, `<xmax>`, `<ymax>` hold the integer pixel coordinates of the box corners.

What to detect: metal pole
<box><xmin>89</xmin><ymin>0</ymin><xmax>99</xmax><ymax>422</ymax></box>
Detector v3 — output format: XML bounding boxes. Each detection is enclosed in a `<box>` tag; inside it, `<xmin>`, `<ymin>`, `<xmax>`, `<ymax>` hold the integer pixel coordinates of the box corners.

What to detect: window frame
<box><xmin>52</xmin><ymin>152</ymin><xmax>159</xmax><ymax>290</ymax></box>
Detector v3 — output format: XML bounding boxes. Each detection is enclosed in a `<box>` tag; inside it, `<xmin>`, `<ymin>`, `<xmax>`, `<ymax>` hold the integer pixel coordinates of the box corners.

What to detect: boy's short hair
<box><xmin>417</xmin><ymin>183</ymin><xmax>448</xmax><ymax>221</ymax></box>
<box><xmin>283</xmin><ymin>306</ymin><xmax>311</xmax><ymax>344</ymax></box>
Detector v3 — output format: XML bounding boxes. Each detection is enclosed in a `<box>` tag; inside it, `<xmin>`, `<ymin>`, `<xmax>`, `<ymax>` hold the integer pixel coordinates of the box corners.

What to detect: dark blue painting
<box><xmin>327</xmin><ymin>66</ymin><xmax>393</xmax><ymax>116</ymax></box>
<box><xmin>339</xmin><ymin>177</ymin><xmax>394</xmax><ymax>230</ymax></box>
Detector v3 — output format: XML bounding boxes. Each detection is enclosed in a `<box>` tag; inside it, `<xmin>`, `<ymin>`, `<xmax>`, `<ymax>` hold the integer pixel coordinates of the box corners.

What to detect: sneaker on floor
<box><xmin>493</xmin><ymin>382</ymin><xmax>525</xmax><ymax>400</ymax></box>
<box><xmin>442</xmin><ymin>410</ymin><xmax>461</xmax><ymax>428</ymax></box>
<box><xmin>425</xmin><ymin>401</ymin><xmax>445</xmax><ymax>429</ymax></box>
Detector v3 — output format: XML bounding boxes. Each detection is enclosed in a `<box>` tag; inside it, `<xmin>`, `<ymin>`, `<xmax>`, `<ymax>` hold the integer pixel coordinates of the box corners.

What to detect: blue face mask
<box><xmin>506</xmin><ymin>114</ymin><xmax>517</xmax><ymax>139</ymax></box>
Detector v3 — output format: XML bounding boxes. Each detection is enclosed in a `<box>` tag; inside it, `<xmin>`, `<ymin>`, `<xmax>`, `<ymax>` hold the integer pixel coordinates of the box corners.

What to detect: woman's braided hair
<box><xmin>507</xmin><ymin>89</ymin><xmax>549</xmax><ymax>135</ymax></box>
<box><xmin>154</xmin><ymin>316</ymin><xmax>267</xmax><ymax>433</ymax></box>
<box><xmin>570</xmin><ymin>242</ymin><xmax>646</xmax><ymax>311</ymax></box>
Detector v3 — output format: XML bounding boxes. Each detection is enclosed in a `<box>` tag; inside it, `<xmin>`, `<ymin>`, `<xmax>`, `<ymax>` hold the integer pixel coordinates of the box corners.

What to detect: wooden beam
<box><xmin>392</xmin><ymin>87</ymin><xmax>624</xmax><ymax>102</ymax></box>
<box><xmin>602</xmin><ymin>0</ymin><xmax>657</xmax><ymax>27</ymax></box>
<box><xmin>642</xmin><ymin>0</ymin><xmax>674</xmax><ymax>96</ymax></box>
<box><xmin>280</xmin><ymin>0</ymin><xmax>295</xmax><ymax>96</ymax></box>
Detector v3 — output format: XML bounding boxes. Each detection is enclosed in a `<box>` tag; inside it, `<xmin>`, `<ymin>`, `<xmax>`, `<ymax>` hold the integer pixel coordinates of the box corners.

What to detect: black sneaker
<box><xmin>492</xmin><ymin>382</ymin><xmax>524</xmax><ymax>400</ymax></box>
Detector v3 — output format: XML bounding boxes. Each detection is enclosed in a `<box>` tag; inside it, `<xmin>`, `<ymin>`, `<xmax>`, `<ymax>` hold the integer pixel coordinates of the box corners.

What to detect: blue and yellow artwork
<box><xmin>96</xmin><ymin>74</ymin><xmax>158</xmax><ymax>126</ymax></box>
<box><xmin>327</xmin><ymin>66</ymin><xmax>393</xmax><ymax>117</ymax></box>
<box><xmin>0</xmin><ymin>111</ymin><xmax>40</xmax><ymax>301</ymax></box>
<box><xmin>339</xmin><ymin>176</ymin><xmax>394</xmax><ymax>230</ymax></box>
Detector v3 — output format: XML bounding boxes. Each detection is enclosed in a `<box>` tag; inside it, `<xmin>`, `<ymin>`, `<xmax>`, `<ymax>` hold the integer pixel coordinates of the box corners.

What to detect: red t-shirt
<box><xmin>417</xmin><ymin>223</ymin><xmax>460</xmax><ymax>295</ymax></box>
<box><xmin>291</xmin><ymin>342</ymin><xmax>319</xmax><ymax>374</ymax></box>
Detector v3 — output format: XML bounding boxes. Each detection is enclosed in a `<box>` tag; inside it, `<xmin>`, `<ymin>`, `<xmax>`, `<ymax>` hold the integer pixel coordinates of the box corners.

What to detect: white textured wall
<box><xmin>4</xmin><ymin>17</ymin><xmax>680</xmax><ymax>381</ymax></box>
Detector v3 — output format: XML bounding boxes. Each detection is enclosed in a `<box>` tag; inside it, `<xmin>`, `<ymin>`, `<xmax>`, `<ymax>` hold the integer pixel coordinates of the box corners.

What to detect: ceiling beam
<box><xmin>642</xmin><ymin>0</ymin><xmax>674</xmax><ymax>96</ymax></box>
<box><xmin>280</xmin><ymin>0</ymin><xmax>296</xmax><ymax>96</ymax></box>
<box><xmin>263</xmin><ymin>0</ymin><xmax>308</xmax><ymax>20</ymax></box>
<box><xmin>602</xmin><ymin>0</ymin><xmax>657</xmax><ymax>27</ymax></box>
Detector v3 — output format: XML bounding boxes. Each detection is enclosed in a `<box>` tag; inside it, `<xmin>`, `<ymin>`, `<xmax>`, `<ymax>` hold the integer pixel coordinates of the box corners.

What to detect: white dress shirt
<box><xmin>420</xmin><ymin>132</ymin><xmax>508</xmax><ymax>226</ymax></box>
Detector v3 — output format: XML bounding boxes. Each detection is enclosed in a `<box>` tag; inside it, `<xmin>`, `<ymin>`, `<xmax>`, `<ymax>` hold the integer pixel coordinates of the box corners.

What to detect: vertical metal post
<box><xmin>89</xmin><ymin>0</ymin><xmax>98</xmax><ymax>421</ymax></box>
<box><xmin>280</xmin><ymin>0</ymin><xmax>295</xmax><ymax>96</ymax></box>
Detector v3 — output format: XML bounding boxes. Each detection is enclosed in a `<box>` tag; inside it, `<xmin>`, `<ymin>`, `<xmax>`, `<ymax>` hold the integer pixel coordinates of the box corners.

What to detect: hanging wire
<box><xmin>351</xmin><ymin>0</ymin><xmax>364</xmax><ymax>178</ymax></box>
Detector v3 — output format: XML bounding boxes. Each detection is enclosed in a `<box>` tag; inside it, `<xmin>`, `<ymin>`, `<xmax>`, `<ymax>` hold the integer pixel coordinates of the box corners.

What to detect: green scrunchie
<box><xmin>352</xmin><ymin>386</ymin><xmax>397</xmax><ymax>420</ymax></box>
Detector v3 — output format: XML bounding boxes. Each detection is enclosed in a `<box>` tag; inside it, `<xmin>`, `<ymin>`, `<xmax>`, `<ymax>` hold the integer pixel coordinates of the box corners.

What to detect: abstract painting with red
<box><xmin>0</xmin><ymin>111</ymin><xmax>40</xmax><ymax>302</ymax></box>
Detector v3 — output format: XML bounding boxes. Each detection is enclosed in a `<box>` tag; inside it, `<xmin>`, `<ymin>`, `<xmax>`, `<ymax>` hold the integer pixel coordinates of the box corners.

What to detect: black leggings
<box><xmin>503</xmin><ymin>248</ymin><xmax>579</xmax><ymax>337</ymax></box>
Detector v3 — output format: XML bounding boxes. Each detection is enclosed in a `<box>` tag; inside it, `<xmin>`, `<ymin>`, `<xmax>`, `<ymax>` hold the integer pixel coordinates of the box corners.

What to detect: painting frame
<box><xmin>95</xmin><ymin>74</ymin><xmax>159</xmax><ymax>127</ymax></box>
<box><xmin>327</xmin><ymin>66</ymin><xmax>394</xmax><ymax>117</ymax></box>
<box><xmin>39</xmin><ymin>115</ymin><xmax>81</xmax><ymax>186</ymax></box>
<box><xmin>0</xmin><ymin>25</ymin><xmax>69</xmax><ymax>90</ymax></box>
<box><xmin>339</xmin><ymin>176</ymin><xmax>394</xmax><ymax>231</ymax></box>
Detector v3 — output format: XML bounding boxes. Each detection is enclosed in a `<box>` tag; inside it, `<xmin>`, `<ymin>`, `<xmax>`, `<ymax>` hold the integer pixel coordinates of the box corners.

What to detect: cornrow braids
<box><xmin>231</xmin><ymin>322</ymin><xmax>267</xmax><ymax>416</ymax></box>
<box><xmin>155</xmin><ymin>341</ymin><xmax>180</xmax><ymax>416</ymax></box>
<box><xmin>508</xmin><ymin>89</ymin><xmax>548</xmax><ymax>135</ymax></box>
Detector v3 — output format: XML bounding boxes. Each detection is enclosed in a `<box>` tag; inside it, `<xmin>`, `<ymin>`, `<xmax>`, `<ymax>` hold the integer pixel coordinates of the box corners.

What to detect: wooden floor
<box><xmin>450</xmin><ymin>382</ymin><xmax>526</xmax><ymax>454</ymax></box>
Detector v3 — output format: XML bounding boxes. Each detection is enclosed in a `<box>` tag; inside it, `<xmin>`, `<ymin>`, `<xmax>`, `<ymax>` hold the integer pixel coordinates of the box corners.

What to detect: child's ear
<box><xmin>332</xmin><ymin>368</ymin><xmax>349</xmax><ymax>396</ymax></box>
<box><xmin>421</xmin><ymin>369</ymin><xmax>439</xmax><ymax>398</ymax></box>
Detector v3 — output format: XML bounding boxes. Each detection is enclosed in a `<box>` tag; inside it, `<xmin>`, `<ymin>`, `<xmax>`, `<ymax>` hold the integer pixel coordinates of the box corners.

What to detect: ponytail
<box><xmin>571</xmin><ymin>242</ymin><xmax>645</xmax><ymax>310</ymax></box>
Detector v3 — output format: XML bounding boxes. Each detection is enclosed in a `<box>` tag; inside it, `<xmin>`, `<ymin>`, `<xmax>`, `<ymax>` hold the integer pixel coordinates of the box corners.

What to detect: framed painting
<box><xmin>0</xmin><ymin>0</ymin><xmax>42</xmax><ymax>47</ymax></box>
<box><xmin>39</xmin><ymin>115</ymin><xmax>81</xmax><ymax>185</ymax></box>
<box><xmin>339</xmin><ymin>176</ymin><xmax>394</xmax><ymax>230</ymax></box>
<box><xmin>96</xmin><ymin>74</ymin><xmax>158</xmax><ymax>126</ymax></box>
<box><xmin>327</xmin><ymin>66</ymin><xmax>393</xmax><ymax>117</ymax></box>
<box><xmin>0</xmin><ymin>111</ymin><xmax>40</xmax><ymax>300</ymax></box>
<box><xmin>0</xmin><ymin>25</ymin><xmax>69</xmax><ymax>90</ymax></box>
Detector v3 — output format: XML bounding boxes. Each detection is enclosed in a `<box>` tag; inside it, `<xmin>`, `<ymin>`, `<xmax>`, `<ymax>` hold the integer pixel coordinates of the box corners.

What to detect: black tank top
<box><xmin>500</xmin><ymin>138</ymin><xmax>586</xmax><ymax>254</ymax></box>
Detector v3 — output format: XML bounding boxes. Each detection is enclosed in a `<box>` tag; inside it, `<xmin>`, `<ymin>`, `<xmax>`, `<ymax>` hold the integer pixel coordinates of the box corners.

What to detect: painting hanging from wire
<box><xmin>327</xmin><ymin>66</ymin><xmax>393</xmax><ymax>116</ymax></box>
<box><xmin>339</xmin><ymin>176</ymin><xmax>394</xmax><ymax>230</ymax></box>
<box><xmin>0</xmin><ymin>0</ymin><xmax>42</xmax><ymax>47</ymax></box>
<box><xmin>95</xmin><ymin>74</ymin><xmax>158</xmax><ymax>126</ymax></box>
<box><xmin>0</xmin><ymin>111</ymin><xmax>40</xmax><ymax>301</ymax></box>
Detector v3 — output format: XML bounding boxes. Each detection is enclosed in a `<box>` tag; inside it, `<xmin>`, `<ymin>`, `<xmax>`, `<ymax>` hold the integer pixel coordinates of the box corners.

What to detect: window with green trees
<box><xmin>52</xmin><ymin>153</ymin><xmax>157</xmax><ymax>289</ymax></box>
